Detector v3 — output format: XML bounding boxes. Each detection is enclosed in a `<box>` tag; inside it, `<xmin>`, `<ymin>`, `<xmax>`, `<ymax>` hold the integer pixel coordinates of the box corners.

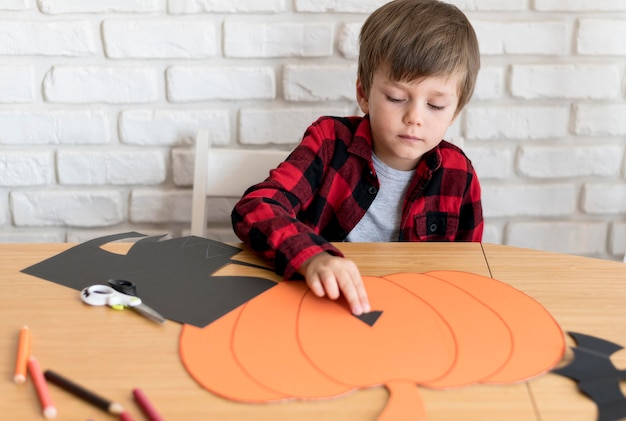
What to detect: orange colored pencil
<box><xmin>14</xmin><ymin>326</ymin><xmax>31</xmax><ymax>384</ymax></box>
<box><xmin>28</xmin><ymin>356</ymin><xmax>57</xmax><ymax>419</ymax></box>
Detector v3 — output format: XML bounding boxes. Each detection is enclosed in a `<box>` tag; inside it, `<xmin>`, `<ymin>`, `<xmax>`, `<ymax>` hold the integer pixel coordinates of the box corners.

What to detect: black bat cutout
<box><xmin>552</xmin><ymin>331</ymin><xmax>626</xmax><ymax>421</ymax></box>
<box><xmin>21</xmin><ymin>232</ymin><xmax>277</xmax><ymax>327</ymax></box>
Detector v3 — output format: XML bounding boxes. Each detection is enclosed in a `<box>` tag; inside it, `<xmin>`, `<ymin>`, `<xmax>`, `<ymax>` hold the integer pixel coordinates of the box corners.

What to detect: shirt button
<box><xmin>429</xmin><ymin>223</ymin><xmax>438</xmax><ymax>233</ymax></box>
<box><xmin>368</xmin><ymin>186</ymin><xmax>377</xmax><ymax>195</ymax></box>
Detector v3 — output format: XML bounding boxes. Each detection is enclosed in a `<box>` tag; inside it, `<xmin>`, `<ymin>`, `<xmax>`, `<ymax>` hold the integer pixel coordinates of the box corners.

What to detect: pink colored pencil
<box><xmin>28</xmin><ymin>356</ymin><xmax>57</xmax><ymax>419</ymax></box>
<box><xmin>132</xmin><ymin>388</ymin><xmax>164</xmax><ymax>421</ymax></box>
<box><xmin>119</xmin><ymin>411</ymin><xmax>135</xmax><ymax>421</ymax></box>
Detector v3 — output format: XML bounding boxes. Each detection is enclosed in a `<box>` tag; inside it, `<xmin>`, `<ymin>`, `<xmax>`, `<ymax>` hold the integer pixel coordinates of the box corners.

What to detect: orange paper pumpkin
<box><xmin>179</xmin><ymin>271</ymin><xmax>565</xmax><ymax>420</ymax></box>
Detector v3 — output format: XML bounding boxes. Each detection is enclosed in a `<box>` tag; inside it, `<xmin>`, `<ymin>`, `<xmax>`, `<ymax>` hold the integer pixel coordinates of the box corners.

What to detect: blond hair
<box><xmin>358</xmin><ymin>0</ymin><xmax>480</xmax><ymax>114</ymax></box>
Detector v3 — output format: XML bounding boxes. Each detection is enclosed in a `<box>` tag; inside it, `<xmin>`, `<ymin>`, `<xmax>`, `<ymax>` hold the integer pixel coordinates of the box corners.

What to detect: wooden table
<box><xmin>2</xmin><ymin>241</ymin><xmax>625</xmax><ymax>421</ymax></box>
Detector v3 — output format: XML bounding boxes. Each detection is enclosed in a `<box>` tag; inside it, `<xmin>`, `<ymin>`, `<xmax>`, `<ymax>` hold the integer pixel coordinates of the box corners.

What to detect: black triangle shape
<box><xmin>354</xmin><ymin>310</ymin><xmax>383</xmax><ymax>327</ymax></box>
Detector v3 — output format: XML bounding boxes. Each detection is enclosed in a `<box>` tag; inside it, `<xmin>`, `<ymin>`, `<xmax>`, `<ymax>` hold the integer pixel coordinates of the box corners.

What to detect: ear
<box><xmin>356</xmin><ymin>78</ymin><xmax>369</xmax><ymax>114</ymax></box>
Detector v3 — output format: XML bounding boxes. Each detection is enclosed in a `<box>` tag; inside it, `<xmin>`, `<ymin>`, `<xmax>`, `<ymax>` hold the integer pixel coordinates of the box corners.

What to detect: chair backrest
<box><xmin>190</xmin><ymin>129</ymin><xmax>290</xmax><ymax>238</ymax></box>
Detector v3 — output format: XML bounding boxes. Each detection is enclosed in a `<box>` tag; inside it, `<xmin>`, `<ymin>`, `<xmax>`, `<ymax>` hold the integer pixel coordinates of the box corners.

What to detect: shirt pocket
<box><xmin>413</xmin><ymin>211</ymin><xmax>459</xmax><ymax>241</ymax></box>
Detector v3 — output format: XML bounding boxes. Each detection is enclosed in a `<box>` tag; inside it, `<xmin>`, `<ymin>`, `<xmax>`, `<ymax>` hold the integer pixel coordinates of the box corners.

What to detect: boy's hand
<box><xmin>299</xmin><ymin>252</ymin><xmax>371</xmax><ymax>316</ymax></box>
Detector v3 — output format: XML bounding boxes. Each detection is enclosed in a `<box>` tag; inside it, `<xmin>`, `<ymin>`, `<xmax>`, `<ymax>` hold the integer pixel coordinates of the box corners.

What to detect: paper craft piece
<box><xmin>553</xmin><ymin>332</ymin><xmax>626</xmax><ymax>421</ymax></box>
<box><xmin>21</xmin><ymin>232</ymin><xmax>276</xmax><ymax>327</ymax></box>
<box><xmin>180</xmin><ymin>271</ymin><xmax>565</xmax><ymax>421</ymax></box>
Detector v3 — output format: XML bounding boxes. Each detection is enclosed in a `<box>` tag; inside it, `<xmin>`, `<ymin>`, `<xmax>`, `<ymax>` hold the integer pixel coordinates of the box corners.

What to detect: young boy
<box><xmin>232</xmin><ymin>0</ymin><xmax>483</xmax><ymax>316</ymax></box>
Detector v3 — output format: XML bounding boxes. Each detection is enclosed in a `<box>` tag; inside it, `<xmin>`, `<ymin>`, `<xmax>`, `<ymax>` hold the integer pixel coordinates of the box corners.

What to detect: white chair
<box><xmin>190</xmin><ymin>129</ymin><xmax>290</xmax><ymax>238</ymax></box>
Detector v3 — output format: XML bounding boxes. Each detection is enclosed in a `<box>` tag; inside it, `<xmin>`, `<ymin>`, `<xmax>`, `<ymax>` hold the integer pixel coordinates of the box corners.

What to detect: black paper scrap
<box><xmin>354</xmin><ymin>311</ymin><xmax>383</xmax><ymax>327</ymax></box>
<box><xmin>21</xmin><ymin>232</ymin><xmax>277</xmax><ymax>327</ymax></box>
<box><xmin>552</xmin><ymin>331</ymin><xmax>626</xmax><ymax>421</ymax></box>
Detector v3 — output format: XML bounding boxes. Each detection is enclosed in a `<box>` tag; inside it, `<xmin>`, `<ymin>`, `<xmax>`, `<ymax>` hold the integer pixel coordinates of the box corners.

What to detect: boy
<box><xmin>232</xmin><ymin>0</ymin><xmax>482</xmax><ymax>316</ymax></box>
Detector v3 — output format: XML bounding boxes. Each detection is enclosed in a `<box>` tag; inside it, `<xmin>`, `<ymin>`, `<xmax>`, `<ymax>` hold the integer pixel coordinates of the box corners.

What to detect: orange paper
<box><xmin>179</xmin><ymin>271</ymin><xmax>565</xmax><ymax>421</ymax></box>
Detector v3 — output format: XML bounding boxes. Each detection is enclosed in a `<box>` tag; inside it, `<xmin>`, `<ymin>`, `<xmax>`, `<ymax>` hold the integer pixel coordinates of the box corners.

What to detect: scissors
<box><xmin>81</xmin><ymin>279</ymin><xmax>166</xmax><ymax>324</ymax></box>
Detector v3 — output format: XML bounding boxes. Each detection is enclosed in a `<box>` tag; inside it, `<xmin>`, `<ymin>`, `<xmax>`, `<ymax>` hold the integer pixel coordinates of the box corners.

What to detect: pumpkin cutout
<box><xmin>179</xmin><ymin>271</ymin><xmax>565</xmax><ymax>420</ymax></box>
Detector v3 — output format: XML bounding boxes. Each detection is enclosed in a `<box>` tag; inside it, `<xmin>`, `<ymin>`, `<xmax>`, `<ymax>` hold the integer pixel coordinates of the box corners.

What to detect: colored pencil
<box><xmin>14</xmin><ymin>325</ymin><xmax>31</xmax><ymax>384</ymax></box>
<box><xmin>119</xmin><ymin>411</ymin><xmax>136</xmax><ymax>421</ymax></box>
<box><xmin>28</xmin><ymin>356</ymin><xmax>57</xmax><ymax>419</ymax></box>
<box><xmin>132</xmin><ymin>388</ymin><xmax>164</xmax><ymax>421</ymax></box>
<box><xmin>43</xmin><ymin>370</ymin><xmax>124</xmax><ymax>415</ymax></box>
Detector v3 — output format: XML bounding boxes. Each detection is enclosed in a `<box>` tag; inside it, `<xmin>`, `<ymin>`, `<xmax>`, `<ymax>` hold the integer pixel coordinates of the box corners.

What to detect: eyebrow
<box><xmin>384</xmin><ymin>79</ymin><xmax>458</xmax><ymax>98</ymax></box>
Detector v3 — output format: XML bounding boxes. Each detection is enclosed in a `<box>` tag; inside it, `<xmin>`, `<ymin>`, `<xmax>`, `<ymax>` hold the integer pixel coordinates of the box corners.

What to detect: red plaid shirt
<box><xmin>232</xmin><ymin>116</ymin><xmax>483</xmax><ymax>279</ymax></box>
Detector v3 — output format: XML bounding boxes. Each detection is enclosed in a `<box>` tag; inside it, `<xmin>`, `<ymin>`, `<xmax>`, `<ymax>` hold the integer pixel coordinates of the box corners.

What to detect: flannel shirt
<box><xmin>231</xmin><ymin>115</ymin><xmax>483</xmax><ymax>279</ymax></box>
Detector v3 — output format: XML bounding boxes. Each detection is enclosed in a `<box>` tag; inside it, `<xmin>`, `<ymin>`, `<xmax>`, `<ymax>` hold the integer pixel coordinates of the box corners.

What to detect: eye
<box><xmin>428</xmin><ymin>103</ymin><xmax>445</xmax><ymax>111</ymax></box>
<box><xmin>385</xmin><ymin>95</ymin><xmax>404</xmax><ymax>103</ymax></box>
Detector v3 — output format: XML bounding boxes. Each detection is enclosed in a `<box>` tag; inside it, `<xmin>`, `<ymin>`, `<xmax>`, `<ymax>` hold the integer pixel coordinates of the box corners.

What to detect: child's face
<box><xmin>357</xmin><ymin>68</ymin><xmax>460</xmax><ymax>171</ymax></box>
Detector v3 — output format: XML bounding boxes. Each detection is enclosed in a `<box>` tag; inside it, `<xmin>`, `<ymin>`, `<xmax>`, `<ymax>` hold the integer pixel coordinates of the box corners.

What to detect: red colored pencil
<box><xmin>28</xmin><ymin>357</ymin><xmax>57</xmax><ymax>419</ymax></box>
<box><xmin>132</xmin><ymin>388</ymin><xmax>164</xmax><ymax>421</ymax></box>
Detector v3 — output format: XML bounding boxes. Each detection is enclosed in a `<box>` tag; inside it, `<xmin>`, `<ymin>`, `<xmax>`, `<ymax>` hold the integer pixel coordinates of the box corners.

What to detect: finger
<box><xmin>306</xmin><ymin>276</ymin><xmax>326</xmax><ymax>298</ymax></box>
<box><xmin>337</xmin><ymin>275</ymin><xmax>364</xmax><ymax>315</ymax></box>
<box><xmin>345</xmin><ymin>265</ymin><xmax>370</xmax><ymax>313</ymax></box>
<box><xmin>319</xmin><ymin>273</ymin><xmax>340</xmax><ymax>300</ymax></box>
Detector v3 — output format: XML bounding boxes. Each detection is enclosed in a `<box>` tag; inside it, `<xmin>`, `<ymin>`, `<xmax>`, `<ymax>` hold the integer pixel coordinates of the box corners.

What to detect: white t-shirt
<box><xmin>345</xmin><ymin>153</ymin><xmax>414</xmax><ymax>242</ymax></box>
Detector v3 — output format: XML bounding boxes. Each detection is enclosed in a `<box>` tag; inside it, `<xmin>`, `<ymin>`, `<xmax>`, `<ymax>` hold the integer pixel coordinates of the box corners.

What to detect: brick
<box><xmin>0</xmin><ymin>193</ymin><xmax>6</xmax><ymax>225</ymax></box>
<box><xmin>465</xmin><ymin>106</ymin><xmax>569</xmax><ymax>140</ymax></box>
<box><xmin>224</xmin><ymin>21</ymin><xmax>333</xmax><ymax>58</ymax></box>
<box><xmin>450</xmin><ymin>0</ymin><xmax>527</xmax><ymax>10</ymax></box>
<box><xmin>511</xmin><ymin>64</ymin><xmax>621</xmax><ymax>99</ymax></box>
<box><xmin>534</xmin><ymin>0</ymin><xmax>626</xmax><ymax>11</ymax></box>
<box><xmin>482</xmin><ymin>223</ymin><xmax>502</xmax><ymax>245</ymax></box>
<box><xmin>57</xmin><ymin>149</ymin><xmax>166</xmax><ymax>185</ymax></box>
<box><xmin>167</xmin><ymin>66</ymin><xmax>275</xmax><ymax>101</ymax></box>
<box><xmin>0</xmin><ymin>66</ymin><xmax>35</xmax><ymax>102</ymax></box>
<box><xmin>0</xmin><ymin>21</ymin><xmax>96</xmax><ymax>56</ymax></box>
<box><xmin>475</xmin><ymin>21</ymin><xmax>567</xmax><ymax>55</ymax></box>
<box><xmin>171</xmin><ymin>147</ymin><xmax>194</xmax><ymax>187</ymax></box>
<box><xmin>283</xmin><ymin>65</ymin><xmax>357</xmax><ymax>102</ymax></box>
<box><xmin>103</xmin><ymin>20</ymin><xmax>217</xmax><ymax>59</ymax></box>
<box><xmin>506</xmin><ymin>222</ymin><xmax>608</xmax><ymax>255</ymax></box>
<box><xmin>66</xmin><ymin>229</ymin><xmax>167</xmax><ymax>243</ymax></box>
<box><xmin>239</xmin><ymin>107</ymin><xmax>352</xmax><ymax>145</ymax></box>
<box><xmin>610</xmin><ymin>222</ymin><xmax>626</xmax><ymax>256</ymax></box>
<box><xmin>0</xmin><ymin>152</ymin><xmax>52</xmax><ymax>187</ymax></box>
<box><xmin>130</xmin><ymin>190</ymin><xmax>192</xmax><ymax>223</ymax></box>
<box><xmin>0</xmin><ymin>231</ymin><xmax>65</xmax><ymax>243</ymax></box>
<box><xmin>337</xmin><ymin>22</ymin><xmax>362</xmax><ymax>59</ymax></box>
<box><xmin>464</xmin><ymin>146</ymin><xmax>513</xmax><ymax>180</ymax></box>
<box><xmin>119</xmin><ymin>109</ymin><xmax>230</xmax><ymax>146</ymax></box>
<box><xmin>482</xmin><ymin>184</ymin><xmax>576</xmax><ymax>218</ymax></box>
<box><xmin>473</xmin><ymin>66</ymin><xmax>505</xmax><ymax>100</ymax></box>
<box><xmin>169</xmin><ymin>0</ymin><xmax>287</xmax><ymax>13</ymax></box>
<box><xmin>295</xmin><ymin>0</ymin><xmax>386</xmax><ymax>12</ymax></box>
<box><xmin>0</xmin><ymin>0</ymin><xmax>29</xmax><ymax>11</ymax></box>
<box><xmin>575</xmin><ymin>104</ymin><xmax>626</xmax><ymax>137</ymax></box>
<box><xmin>0</xmin><ymin>110</ymin><xmax>110</xmax><ymax>145</ymax></box>
<box><xmin>38</xmin><ymin>0</ymin><xmax>163</xmax><ymax>13</ymax></box>
<box><xmin>43</xmin><ymin>66</ymin><xmax>159</xmax><ymax>104</ymax></box>
<box><xmin>578</xmin><ymin>19</ymin><xmax>626</xmax><ymax>55</ymax></box>
<box><xmin>517</xmin><ymin>144</ymin><xmax>622</xmax><ymax>178</ymax></box>
<box><xmin>582</xmin><ymin>184</ymin><xmax>626</xmax><ymax>214</ymax></box>
<box><xmin>11</xmin><ymin>190</ymin><xmax>124</xmax><ymax>227</ymax></box>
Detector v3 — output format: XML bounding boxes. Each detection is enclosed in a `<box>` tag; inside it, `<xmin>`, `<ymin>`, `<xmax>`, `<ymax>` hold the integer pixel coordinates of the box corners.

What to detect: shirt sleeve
<box><xmin>455</xmin><ymin>161</ymin><xmax>483</xmax><ymax>242</ymax></box>
<box><xmin>231</xmin><ymin>118</ymin><xmax>344</xmax><ymax>279</ymax></box>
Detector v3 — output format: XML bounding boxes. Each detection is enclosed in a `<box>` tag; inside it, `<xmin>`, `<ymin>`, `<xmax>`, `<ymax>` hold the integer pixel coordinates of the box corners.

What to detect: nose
<box><xmin>403</xmin><ymin>103</ymin><xmax>423</xmax><ymax>126</ymax></box>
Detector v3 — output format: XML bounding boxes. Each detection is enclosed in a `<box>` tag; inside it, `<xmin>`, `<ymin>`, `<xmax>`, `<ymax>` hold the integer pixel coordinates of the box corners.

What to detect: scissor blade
<box><xmin>133</xmin><ymin>304</ymin><xmax>166</xmax><ymax>324</ymax></box>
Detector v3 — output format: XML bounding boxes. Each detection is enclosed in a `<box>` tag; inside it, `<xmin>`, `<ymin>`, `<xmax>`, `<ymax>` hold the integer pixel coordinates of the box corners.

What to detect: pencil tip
<box><xmin>44</xmin><ymin>407</ymin><xmax>58</xmax><ymax>419</ymax></box>
<box><xmin>110</xmin><ymin>402</ymin><xmax>125</xmax><ymax>415</ymax></box>
<box><xmin>13</xmin><ymin>374</ymin><xmax>26</xmax><ymax>384</ymax></box>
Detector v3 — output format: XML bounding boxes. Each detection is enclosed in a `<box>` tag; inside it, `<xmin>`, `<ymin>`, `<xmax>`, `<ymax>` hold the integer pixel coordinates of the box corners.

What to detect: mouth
<box><xmin>399</xmin><ymin>134</ymin><xmax>423</xmax><ymax>143</ymax></box>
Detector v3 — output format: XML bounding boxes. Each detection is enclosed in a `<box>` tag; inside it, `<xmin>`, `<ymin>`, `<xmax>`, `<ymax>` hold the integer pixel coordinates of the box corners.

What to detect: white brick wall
<box><xmin>0</xmin><ymin>1</ymin><xmax>625</xmax><ymax>262</ymax></box>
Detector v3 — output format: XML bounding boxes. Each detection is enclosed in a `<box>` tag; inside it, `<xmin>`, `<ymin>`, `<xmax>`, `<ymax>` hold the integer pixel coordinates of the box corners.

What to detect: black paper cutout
<box><xmin>21</xmin><ymin>232</ymin><xmax>277</xmax><ymax>327</ymax></box>
<box><xmin>552</xmin><ymin>331</ymin><xmax>626</xmax><ymax>421</ymax></box>
<box><xmin>354</xmin><ymin>310</ymin><xmax>383</xmax><ymax>327</ymax></box>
